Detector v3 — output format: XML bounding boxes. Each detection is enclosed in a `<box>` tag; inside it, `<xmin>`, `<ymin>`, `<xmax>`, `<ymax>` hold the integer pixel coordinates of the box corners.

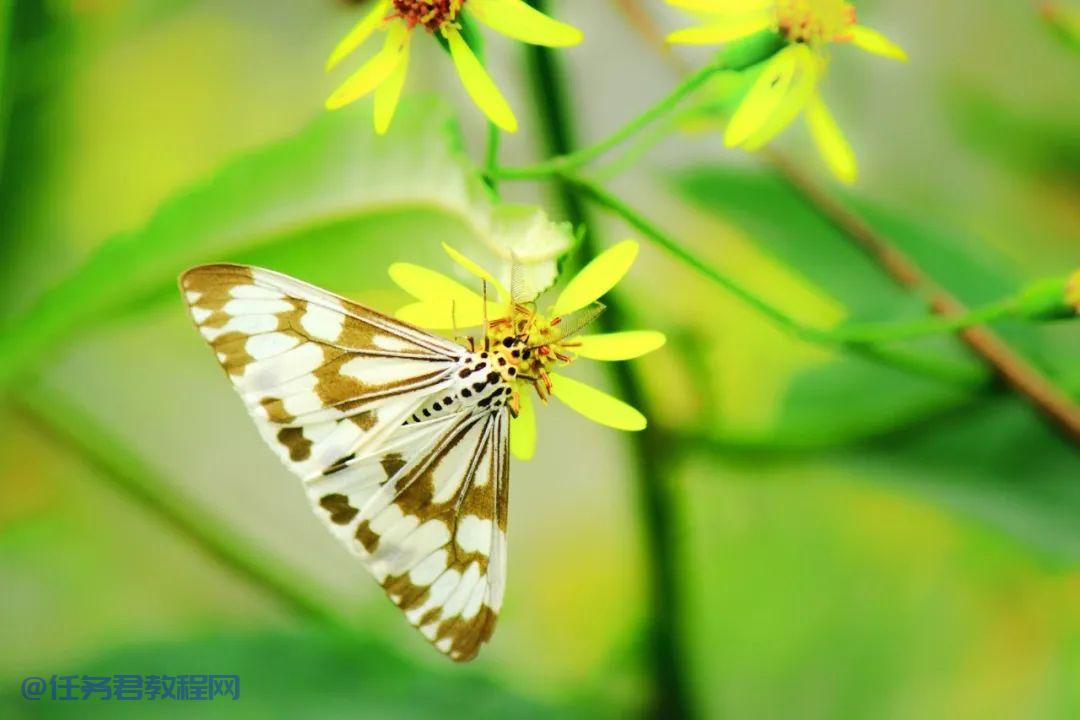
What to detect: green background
<box><xmin>0</xmin><ymin>1</ymin><xmax>1077</xmax><ymax>718</ymax></box>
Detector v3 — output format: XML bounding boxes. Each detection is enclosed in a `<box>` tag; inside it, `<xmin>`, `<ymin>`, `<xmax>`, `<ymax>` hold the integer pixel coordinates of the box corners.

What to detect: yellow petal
<box><xmin>467</xmin><ymin>0</ymin><xmax>583</xmax><ymax>47</ymax></box>
<box><xmin>572</xmin><ymin>331</ymin><xmax>667</xmax><ymax>361</ymax></box>
<box><xmin>395</xmin><ymin>300</ymin><xmax>505</xmax><ymax>330</ymax></box>
<box><xmin>389</xmin><ymin>262</ymin><xmax>479</xmax><ymax>304</ymax></box>
<box><xmin>446</xmin><ymin>28</ymin><xmax>518</xmax><ymax>132</ymax></box>
<box><xmin>396</xmin><ymin>302</ymin><xmax>458</xmax><ymax>329</ymax></box>
<box><xmin>805</xmin><ymin>94</ymin><xmax>857</xmax><ymax>184</ymax></box>
<box><xmin>666</xmin><ymin>10</ymin><xmax>773</xmax><ymax>45</ymax></box>
<box><xmin>849</xmin><ymin>25</ymin><xmax>908</xmax><ymax>62</ymax></box>
<box><xmin>325</xmin><ymin>21</ymin><xmax>408</xmax><ymax>110</ymax></box>
<box><xmin>442</xmin><ymin>242</ymin><xmax>510</xmax><ymax>301</ymax></box>
<box><xmin>550</xmin><ymin>240</ymin><xmax>638</xmax><ymax>317</ymax></box>
<box><xmin>667</xmin><ymin>0</ymin><xmax>772</xmax><ymax>10</ymax></box>
<box><xmin>742</xmin><ymin>44</ymin><xmax>818</xmax><ymax>150</ymax></box>
<box><xmin>373</xmin><ymin>36</ymin><xmax>410</xmax><ymax>134</ymax></box>
<box><xmin>510</xmin><ymin>392</ymin><xmax>537</xmax><ymax>460</ymax></box>
<box><xmin>725</xmin><ymin>46</ymin><xmax>797</xmax><ymax>148</ymax></box>
<box><xmin>550</xmin><ymin>374</ymin><xmax>647</xmax><ymax>431</ymax></box>
<box><xmin>326</xmin><ymin>0</ymin><xmax>390</xmax><ymax>71</ymax></box>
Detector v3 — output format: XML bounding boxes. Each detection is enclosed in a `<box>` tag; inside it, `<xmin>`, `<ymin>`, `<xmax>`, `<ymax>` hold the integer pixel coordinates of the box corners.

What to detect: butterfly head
<box><xmin>483</xmin><ymin>301</ymin><xmax>605</xmax><ymax>413</ymax></box>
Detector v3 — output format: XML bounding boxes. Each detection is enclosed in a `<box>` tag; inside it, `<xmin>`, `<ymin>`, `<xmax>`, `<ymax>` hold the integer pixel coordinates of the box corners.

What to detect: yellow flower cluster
<box><xmin>667</xmin><ymin>0</ymin><xmax>907</xmax><ymax>183</ymax></box>
<box><xmin>326</xmin><ymin>0</ymin><xmax>582</xmax><ymax>133</ymax></box>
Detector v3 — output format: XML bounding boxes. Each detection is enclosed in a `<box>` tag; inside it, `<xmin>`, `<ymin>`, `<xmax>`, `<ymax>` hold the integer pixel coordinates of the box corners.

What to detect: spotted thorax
<box><xmin>179</xmin><ymin>240</ymin><xmax>663</xmax><ymax>662</ymax></box>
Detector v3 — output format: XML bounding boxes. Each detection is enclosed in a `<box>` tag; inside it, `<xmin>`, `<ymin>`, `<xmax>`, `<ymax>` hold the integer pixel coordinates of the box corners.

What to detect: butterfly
<box><xmin>180</xmin><ymin>263</ymin><xmax>565</xmax><ymax>662</ymax></box>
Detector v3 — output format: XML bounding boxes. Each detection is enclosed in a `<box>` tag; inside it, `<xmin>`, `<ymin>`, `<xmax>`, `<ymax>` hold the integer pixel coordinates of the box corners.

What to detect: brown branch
<box><xmin>767</xmin><ymin>151</ymin><xmax>1080</xmax><ymax>443</ymax></box>
<box><xmin>613</xmin><ymin>0</ymin><xmax>1080</xmax><ymax>444</ymax></box>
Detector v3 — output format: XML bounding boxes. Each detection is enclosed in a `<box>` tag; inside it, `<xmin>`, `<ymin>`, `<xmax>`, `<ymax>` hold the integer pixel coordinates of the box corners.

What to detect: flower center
<box><xmin>390</xmin><ymin>0</ymin><xmax>464</xmax><ymax>32</ymax></box>
<box><xmin>485</xmin><ymin>306</ymin><xmax>573</xmax><ymax>401</ymax></box>
<box><xmin>775</xmin><ymin>0</ymin><xmax>856</xmax><ymax>45</ymax></box>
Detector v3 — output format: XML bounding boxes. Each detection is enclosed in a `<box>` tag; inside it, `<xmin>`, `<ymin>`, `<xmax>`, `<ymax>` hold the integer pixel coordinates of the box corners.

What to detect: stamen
<box><xmin>775</xmin><ymin>0</ymin><xmax>856</xmax><ymax>45</ymax></box>
<box><xmin>390</xmin><ymin>0</ymin><xmax>464</xmax><ymax>33</ymax></box>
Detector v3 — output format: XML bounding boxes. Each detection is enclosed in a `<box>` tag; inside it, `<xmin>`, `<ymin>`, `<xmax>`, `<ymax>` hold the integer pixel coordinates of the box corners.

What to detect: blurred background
<box><xmin>1</xmin><ymin>1</ymin><xmax>1078</xmax><ymax>718</ymax></box>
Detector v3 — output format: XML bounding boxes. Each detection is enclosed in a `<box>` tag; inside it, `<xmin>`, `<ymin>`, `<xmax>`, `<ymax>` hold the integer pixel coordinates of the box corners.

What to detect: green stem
<box><xmin>567</xmin><ymin>174</ymin><xmax>989</xmax><ymax>387</ymax></box>
<box><xmin>835</xmin><ymin>300</ymin><xmax>1018</xmax><ymax>344</ymax></box>
<box><xmin>497</xmin><ymin>31</ymin><xmax>782</xmax><ymax>182</ymax></box>
<box><xmin>14</xmin><ymin>381</ymin><xmax>345</xmax><ymax>628</ymax></box>
<box><xmin>0</xmin><ymin>0</ymin><xmax>14</xmax><ymax>176</ymax></box>
<box><xmin>523</xmin><ymin>3</ymin><xmax>697</xmax><ymax>717</ymax></box>
<box><xmin>484</xmin><ymin>121</ymin><xmax>501</xmax><ymax>193</ymax></box>
<box><xmin>494</xmin><ymin>60</ymin><xmax>721</xmax><ymax>180</ymax></box>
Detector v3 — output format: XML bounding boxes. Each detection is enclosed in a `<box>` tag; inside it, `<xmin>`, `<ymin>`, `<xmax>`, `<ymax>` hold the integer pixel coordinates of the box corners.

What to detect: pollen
<box><xmin>776</xmin><ymin>0</ymin><xmax>857</xmax><ymax>45</ymax></box>
<box><xmin>391</xmin><ymin>0</ymin><xmax>464</xmax><ymax>33</ymax></box>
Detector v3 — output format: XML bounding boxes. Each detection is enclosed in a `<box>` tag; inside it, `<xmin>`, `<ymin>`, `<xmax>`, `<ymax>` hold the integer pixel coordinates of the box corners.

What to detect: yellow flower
<box><xmin>326</xmin><ymin>0</ymin><xmax>582</xmax><ymax>134</ymax></box>
<box><xmin>388</xmin><ymin>240</ymin><xmax>667</xmax><ymax>459</ymax></box>
<box><xmin>667</xmin><ymin>0</ymin><xmax>907</xmax><ymax>184</ymax></box>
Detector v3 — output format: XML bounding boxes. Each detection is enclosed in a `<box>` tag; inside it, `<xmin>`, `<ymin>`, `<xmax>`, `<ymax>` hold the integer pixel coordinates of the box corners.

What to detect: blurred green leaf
<box><xmin>948</xmin><ymin>87</ymin><xmax>1080</xmax><ymax>178</ymax></box>
<box><xmin>845</xmin><ymin>394</ymin><xmax>1080</xmax><ymax>560</ymax></box>
<box><xmin>674</xmin><ymin>166</ymin><xmax>1023</xmax><ymax>316</ymax></box>
<box><xmin>671</xmin><ymin>166</ymin><xmax>1073</xmax><ymax>445</ymax></box>
<box><xmin>0</xmin><ymin>630</ymin><xmax>590</xmax><ymax>719</ymax></box>
<box><xmin>673</xmin><ymin>167</ymin><xmax>1080</xmax><ymax>556</ymax></box>
<box><xmin>0</xmin><ymin>96</ymin><xmax>570</xmax><ymax>388</ymax></box>
<box><xmin>1040</xmin><ymin>3</ymin><xmax>1080</xmax><ymax>54</ymax></box>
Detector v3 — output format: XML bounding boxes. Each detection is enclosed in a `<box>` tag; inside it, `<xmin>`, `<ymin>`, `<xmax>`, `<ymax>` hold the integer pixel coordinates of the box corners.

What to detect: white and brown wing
<box><xmin>181</xmin><ymin>264</ymin><xmax>510</xmax><ymax>662</ymax></box>
<box><xmin>181</xmin><ymin>264</ymin><xmax>464</xmax><ymax>478</ymax></box>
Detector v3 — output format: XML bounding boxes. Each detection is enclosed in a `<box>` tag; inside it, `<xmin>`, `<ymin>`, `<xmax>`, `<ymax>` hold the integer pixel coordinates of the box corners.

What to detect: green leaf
<box><xmin>670</xmin><ymin>165</ymin><xmax>1072</xmax><ymax>444</ymax></box>
<box><xmin>948</xmin><ymin>86</ymin><xmax>1080</xmax><ymax>177</ymax></box>
<box><xmin>671</xmin><ymin>166</ymin><xmax>1080</xmax><ymax>556</ymax></box>
<box><xmin>843</xmin><ymin>394</ymin><xmax>1080</xmax><ymax>560</ymax></box>
<box><xmin>0</xmin><ymin>97</ymin><xmax>570</xmax><ymax>387</ymax></box>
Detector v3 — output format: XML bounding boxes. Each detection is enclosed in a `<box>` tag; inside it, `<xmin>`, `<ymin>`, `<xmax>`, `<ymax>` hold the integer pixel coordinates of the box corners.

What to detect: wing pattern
<box><xmin>306</xmin><ymin>410</ymin><xmax>509</xmax><ymax>661</ymax></box>
<box><xmin>181</xmin><ymin>264</ymin><xmax>510</xmax><ymax>661</ymax></box>
<box><xmin>181</xmin><ymin>264</ymin><xmax>463</xmax><ymax>477</ymax></box>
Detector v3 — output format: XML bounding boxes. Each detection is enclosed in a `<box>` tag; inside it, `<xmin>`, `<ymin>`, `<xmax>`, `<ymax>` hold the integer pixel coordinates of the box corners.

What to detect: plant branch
<box><xmin>495</xmin><ymin>31</ymin><xmax>781</xmax><ymax>182</ymax></box>
<box><xmin>484</xmin><ymin>121</ymin><xmax>502</xmax><ymax>197</ymax></box>
<box><xmin>584</xmin><ymin>0</ymin><xmax>1080</xmax><ymax>444</ymax></box>
<box><xmin>834</xmin><ymin>299</ymin><xmax>1019</xmax><ymax>344</ymax></box>
<box><xmin>522</xmin><ymin>3</ymin><xmax>697</xmax><ymax>717</ymax></box>
<box><xmin>767</xmin><ymin>151</ymin><xmax>1080</xmax><ymax>444</ymax></box>
<box><xmin>494</xmin><ymin>60</ymin><xmax>721</xmax><ymax>180</ymax></box>
<box><xmin>0</xmin><ymin>0</ymin><xmax>13</xmax><ymax>175</ymax></box>
<box><xmin>13</xmin><ymin>381</ymin><xmax>345</xmax><ymax>628</ymax></box>
<box><xmin>565</xmin><ymin>173</ymin><xmax>989</xmax><ymax>388</ymax></box>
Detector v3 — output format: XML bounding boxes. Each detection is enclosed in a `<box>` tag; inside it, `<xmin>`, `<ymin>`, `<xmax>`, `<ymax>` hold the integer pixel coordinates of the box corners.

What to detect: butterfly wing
<box><xmin>181</xmin><ymin>264</ymin><xmax>464</xmax><ymax>478</ymax></box>
<box><xmin>307</xmin><ymin>410</ymin><xmax>509</xmax><ymax>662</ymax></box>
<box><xmin>182</xmin><ymin>264</ymin><xmax>509</xmax><ymax>661</ymax></box>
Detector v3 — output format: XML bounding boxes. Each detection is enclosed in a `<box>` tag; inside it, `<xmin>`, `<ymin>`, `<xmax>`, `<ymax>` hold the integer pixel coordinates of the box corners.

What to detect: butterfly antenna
<box><xmin>482</xmin><ymin>280</ymin><xmax>490</xmax><ymax>352</ymax></box>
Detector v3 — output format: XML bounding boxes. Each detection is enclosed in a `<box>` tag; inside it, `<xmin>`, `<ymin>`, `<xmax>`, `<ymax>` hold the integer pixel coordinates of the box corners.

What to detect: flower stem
<box><xmin>14</xmin><ymin>381</ymin><xmax>346</xmax><ymax>628</ymax></box>
<box><xmin>566</xmin><ymin>173</ymin><xmax>989</xmax><ymax>387</ymax></box>
<box><xmin>0</xmin><ymin>0</ymin><xmax>13</xmax><ymax>174</ymax></box>
<box><xmin>522</xmin><ymin>4</ymin><xmax>697</xmax><ymax>717</ymax></box>
<box><xmin>834</xmin><ymin>300</ymin><xmax>1018</xmax><ymax>344</ymax></box>
<box><xmin>496</xmin><ymin>30</ymin><xmax>781</xmax><ymax>182</ymax></box>
<box><xmin>768</xmin><ymin>151</ymin><xmax>1080</xmax><ymax>444</ymax></box>
<box><xmin>493</xmin><ymin>61</ymin><xmax>719</xmax><ymax>180</ymax></box>
<box><xmin>484</xmin><ymin>121</ymin><xmax>501</xmax><ymax>190</ymax></box>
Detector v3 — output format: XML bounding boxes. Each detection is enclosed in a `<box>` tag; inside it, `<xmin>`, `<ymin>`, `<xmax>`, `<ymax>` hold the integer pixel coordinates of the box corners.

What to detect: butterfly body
<box><xmin>405</xmin><ymin>349</ymin><xmax>517</xmax><ymax>425</ymax></box>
